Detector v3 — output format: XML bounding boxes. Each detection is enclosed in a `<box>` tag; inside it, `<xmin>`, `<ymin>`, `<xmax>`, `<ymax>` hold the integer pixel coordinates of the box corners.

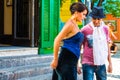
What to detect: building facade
<box><xmin>0</xmin><ymin>0</ymin><xmax>60</xmax><ymax>54</ymax></box>
<box><xmin>0</xmin><ymin>0</ymin><xmax>119</xmax><ymax>54</ymax></box>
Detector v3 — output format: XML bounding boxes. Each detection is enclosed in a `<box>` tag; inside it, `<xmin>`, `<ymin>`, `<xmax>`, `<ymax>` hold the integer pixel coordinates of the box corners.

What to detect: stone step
<box><xmin>17</xmin><ymin>72</ymin><xmax>83</xmax><ymax>80</ymax></box>
<box><xmin>0</xmin><ymin>47</ymin><xmax>38</xmax><ymax>57</ymax></box>
<box><xmin>18</xmin><ymin>73</ymin><xmax>52</xmax><ymax>80</ymax></box>
<box><xmin>0</xmin><ymin>54</ymin><xmax>53</xmax><ymax>69</ymax></box>
<box><xmin>0</xmin><ymin>64</ymin><xmax>52</xmax><ymax>80</ymax></box>
<box><xmin>0</xmin><ymin>55</ymin><xmax>53</xmax><ymax>80</ymax></box>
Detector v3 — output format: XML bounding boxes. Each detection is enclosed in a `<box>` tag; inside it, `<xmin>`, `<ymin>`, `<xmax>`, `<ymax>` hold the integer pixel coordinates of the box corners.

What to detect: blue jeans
<box><xmin>82</xmin><ymin>64</ymin><xmax>107</xmax><ymax>80</ymax></box>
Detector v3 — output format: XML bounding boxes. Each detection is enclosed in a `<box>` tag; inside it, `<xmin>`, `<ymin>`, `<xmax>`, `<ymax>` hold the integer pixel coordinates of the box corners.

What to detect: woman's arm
<box><xmin>51</xmin><ymin>22</ymin><xmax>73</xmax><ymax>69</ymax></box>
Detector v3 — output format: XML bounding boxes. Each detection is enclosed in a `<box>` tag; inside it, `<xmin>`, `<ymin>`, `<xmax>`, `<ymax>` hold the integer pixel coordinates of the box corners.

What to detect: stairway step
<box><xmin>0</xmin><ymin>47</ymin><xmax>54</xmax><ymax>80</ymax></box>
<box><xmin>0</xmin><ymin>62</ymin><xmax>51</xmax><ymax>71</ymax></box>
<box><xmin>0</xmin><ymin>47</ymin><xmax>38</xmax><ymax>57</ymax></box>
<box><xmin>0</xmin><ymin>54</ymin><xmax>53</xmax><ymax>69</ymax></box>
<box><xmin>17</xmin><ymin>72</ymin><xmax>83</xmax><ymax>80</ymax></box>
<box><xmin>18</xmin><ymin>73</ymin><xmax>52</xmax><ymax>80</ymax></box>
<box><xmin>0</xmin><ymin>64</ymin><xmax>52</xmax><ymax>80</ymax></box>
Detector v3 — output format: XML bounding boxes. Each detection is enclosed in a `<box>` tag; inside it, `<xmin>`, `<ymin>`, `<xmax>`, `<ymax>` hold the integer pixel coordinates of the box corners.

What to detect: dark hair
<box><xmin>70</xmin><ymin>2</ymin><xmax>88</xmax><ymax>15</ymax></box>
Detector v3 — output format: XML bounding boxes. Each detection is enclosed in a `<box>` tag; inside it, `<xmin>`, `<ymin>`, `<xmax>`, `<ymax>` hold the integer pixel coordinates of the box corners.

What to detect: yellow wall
<box><xmin>4</xmin><ymin>0</ymin><xmax>12</xmax><ymax>35</ymax></box>
<box><xmin>60</xmin><ymin>0</ymin><xmax>71</xmax><ymax>22</ymax></box>
<box><xmin>60</xmin><ymin>0</ymin><xmax>82</xmax><ymax>25</ymax></box>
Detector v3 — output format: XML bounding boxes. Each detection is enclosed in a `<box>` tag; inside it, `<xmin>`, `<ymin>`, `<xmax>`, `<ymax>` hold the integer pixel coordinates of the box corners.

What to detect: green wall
<box><xmin>38</xmin><ymin>0</ymin><xmax>60</xmax><ymax>54</ymax></box>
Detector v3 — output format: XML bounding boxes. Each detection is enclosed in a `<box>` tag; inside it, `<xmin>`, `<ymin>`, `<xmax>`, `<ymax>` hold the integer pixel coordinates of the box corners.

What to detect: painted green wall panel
<box><xmin>38</xmin><ymin>0</ymin><xmax>60</xmax><ymax>54</ymax></box>
<box><xmin>43</xmin><ymin>0</ymin><xmax>49</xmax><ymax>41</ymax></box>
<box><xmin>53</xmin><ymin>0</ymin><xmax>60</xmax><ymax>39</ymax></box>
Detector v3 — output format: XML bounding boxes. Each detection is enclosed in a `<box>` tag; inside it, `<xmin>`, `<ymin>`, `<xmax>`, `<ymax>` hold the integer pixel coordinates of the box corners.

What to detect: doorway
<box><xmin>0</xmin><ymin>0</ymin><xmax>39</xmax><ymax>47</ymax></box>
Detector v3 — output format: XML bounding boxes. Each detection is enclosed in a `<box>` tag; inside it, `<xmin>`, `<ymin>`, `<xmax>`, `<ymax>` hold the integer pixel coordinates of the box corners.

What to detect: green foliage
<box><xmin>104</xmin><ymin>0</ymin><xmax>120</xmax><ymax>17</ymax></box>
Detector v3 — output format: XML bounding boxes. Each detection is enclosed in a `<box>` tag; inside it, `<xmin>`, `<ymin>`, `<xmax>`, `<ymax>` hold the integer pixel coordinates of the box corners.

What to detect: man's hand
<box><xmin>107</xmin><ymin>63</ymin><xmax>112</xmax><ymax>73</ymax></box>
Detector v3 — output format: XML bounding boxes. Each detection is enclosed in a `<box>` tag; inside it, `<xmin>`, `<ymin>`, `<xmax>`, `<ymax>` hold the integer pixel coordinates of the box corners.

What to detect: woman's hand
<box><xmin>50</xmin><ymin>59</ymin><xmax>58</xmax><ymax>69</ymax></box>
<box><xmin>77</xmin><ymin>66</ymin><xmax>82</xmax><ymax>74</ymax></box>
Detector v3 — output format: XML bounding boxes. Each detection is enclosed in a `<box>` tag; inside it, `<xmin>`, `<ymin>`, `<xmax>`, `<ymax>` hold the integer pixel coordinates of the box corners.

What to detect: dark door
<box><xmin>34</xmin><ymin>0</ymin><xmax>39</xmax><ymax>46</ymax></box>
<box><xmin>13</xmin><ymin>0</ymin><xmax>30</xmax><ymax>46</ymax></box>
<box><xmin>0</xmin><ymin>0</ymin><xmax>4</xmax><ymax>36</ymax></box>
<box><xmin>13</xmin><ymin>0</ymin><xmax>39</xmax><ymax>46</ymax></box>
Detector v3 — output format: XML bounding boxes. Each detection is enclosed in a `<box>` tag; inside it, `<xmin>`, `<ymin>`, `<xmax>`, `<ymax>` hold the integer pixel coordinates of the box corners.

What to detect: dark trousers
<box><xmin>52</xmin><ymin>48</ymin><xmax>78</xmax><ymax>80</ymax></box>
